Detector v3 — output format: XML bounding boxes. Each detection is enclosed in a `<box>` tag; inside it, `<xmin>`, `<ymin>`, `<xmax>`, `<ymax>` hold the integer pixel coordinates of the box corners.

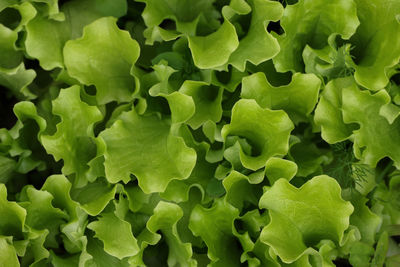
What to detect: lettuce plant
<box><xmin>0</xmin><ymin>0</ymin><xmax>400</xmax><ymax>266</ymax></box>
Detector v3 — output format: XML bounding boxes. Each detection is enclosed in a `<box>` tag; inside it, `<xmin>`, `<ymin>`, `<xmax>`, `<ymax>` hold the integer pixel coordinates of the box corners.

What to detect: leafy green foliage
<box><xmin>0</xmin><ymin>0</ymin><xmax>399</xmax><ymax>266</ymax></box>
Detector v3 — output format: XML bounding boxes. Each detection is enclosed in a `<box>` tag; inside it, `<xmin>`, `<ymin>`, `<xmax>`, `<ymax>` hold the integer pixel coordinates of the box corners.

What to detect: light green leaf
<box><xmin>228</xmin><ymin>0</ymin><xmax>283</xmax><ymax>71</ymax></box>
<box><xmin>161</xmin><ymin>141</ymin><xmax>215</xmax><ymax>203</ymax></box>
<box><xmin>20</xmin><ymin>186</ymin><xmax>67</xmax><ymax>247</ymax></box>
<box><xmin>349</xmin><ymin>192</ymin><xmax>381</xmax><ymax>245</ymax></box>
<box><xmin>85</xmin><ymin>235</ymin><xmax>131</xmax><ymax>267</ymax></box>
<box><xmin>222</xmin><ymin>99</ymin><xmax>294</xmax><ymax>170</ymax></box>
<box><xmin>265</xmin><ymin>157</ymin><xmax>297</xmax><ymax>185</ymax></box>
<box><xmin>273</xmin><ymin>0</ymin><xmax>359</xmax><ymax>72</ymax></box>
<box><xmin>0</xmin><ymin>237</ymin><xmax>19</xmax><ymax>267</ymax></box>
<box><xmin>188</xmin><ymin>3</ymin><xmax>243</xmax><ymax>69</ymax></box>
<box><xmin>0</xmin><ymin>184</ymin><xmax>26</xmax><ymax>240</ymax></box>
<box><xmin>25</xmin><ymin>0</ymin><xmax>128</xmax><ymax>71</ymax></box>
<box><xmin>314</xmin><ymin>77</ymin><xmax>358</xmax><ymax>144</ymax></box>
<box><xmin>0</xmin><ymin>24</ymin><xmax>22</xmax><ymax>69</ymax></box>
<box><xmin>41</xmin><ymin>85</ymin><xmax>102</xmax><ymax>187</ymax></box>
<box><xmin>87</xmin><ymin>212</ymin><xmax>140</xmax><ymax>259</ymax></box>
<box><xmin>70</xmin><ymin>178</ymin><xmax>116</xmax><ymax>216</ymax></box>
<box><xmin>342</xmin><ymin>84</ymin><xmax>400</xmax><ymax>168</ymax></box>
<box><xmin>100</xmin><ymin>107</ymin><xmax>196</xmax><ymax>193</ymax></box>
<box><xmin>25</xmin><ymin>16</ymin><xmax>69</xmax><ymax>70</ymax></box>
<box><xmin>259</xmin><ymin>175</ymin><xmax>353</xmax><ymax>263</ymax></box>
<box><xmin>64</xmin><ymin>17</ymin><xmax>140</xmax><ymax>104</ymax></box>
<box><xmin>349</xmin><ymin>0</ymin><xmax>400</xmax><ymax>90</ymax></box>
<box><xmin>179</xmin><ymin>80</ymin><xmax>223</xmax><ymax>129</ymax></box>
<box><xmin>147</xmin><ymin>201</ymin><xmax>195</xmax><ymax>267</ymax></box>
<box><xmin>189</xmin><ymin>199</ymin><xmax>241</xmax><ymax>266</ymax></box>
<box><xmin>241</xmin><ymin>72</ymin><xmax>321</xmax><ymax>122</ymax></box>
<box><xmin>223</xmin><ymin>171</ymin><xmax>261</xmax><ymax>211</ymax></box>
<box><xmin>0</xmin><ymin>63</ymin><xmax>36</xmax><ymax>99</ymax></box>
<box><xmin>9</xmin><ymin>101</ymin><xmax>48</xmax><ymax>174</ymax></box>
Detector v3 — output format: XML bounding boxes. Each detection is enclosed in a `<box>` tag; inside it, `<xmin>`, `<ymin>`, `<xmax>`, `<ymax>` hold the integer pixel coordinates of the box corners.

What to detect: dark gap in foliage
<box><xmin>143</xmin><ymin>239</ymin><xmax>169</xmax><ymax>266</ymax></box>
<box><xmin>267</xmin><ymin>20</ymin><xmax>283</xmax><ymax>35</ymax></box>
<box><xmin>348</xmin><ymin>40</ymin><xmax>364</xmax><ymax>65</ymax></box>
<box><xmin>190</xmin><ymin>127</ymin><xmax>209</xmax><ymax>143</ymax></box>
<box><xmin>315</xmin><ymin>139</ymin><xmax>331</xmax><ymax>150</ymax></box>
<box><xmin>137</xmin><ymin>41</ymin><xmax>175</xmax><ymax>70</ymax></box>
<box><xmin>375</xmin><ymin>157</ymin><xmax>394</xmax><ymax>186</ymax></box>
<box><xmin>333</xmin><ymin>258</ymin><xmax>352</xmax><ymax>267</ymax></box>
<box><xmin>0</xmin><ymin>85</ymin><xmax>18</xmax><ymax>129</ymax></box>
<box><xmin>24</xmin><ymin>59</ymin><xmax>56</xmax><ymax>97</ymax></box>
<box><xmin>117</xmin><ymin>0</ymin><xmax>145</xmax><ymax>29</ymax></box>
<box><xmin>221</xmin><ymin>86</ymin><xmax>241</xmax><ymax>118</ymax></box>
<box><xmin>24</xmin><ymin>58</ymin><xmax>41</xmax><ymax>70</ymax></box>
<box><xmin>391</xmin><ymin>73</ymin><xmax>400</xmax><ymax>85</ymax></box>
<box><xmin>290</xmin><ymin>122</ymin><xmax>309</xmax><ymax>136</ymax></box>
<box><xmin>129</xmin><ymin>173</ymin><xmax>138</xmax><ymax>182</ymax></box>
<box><xmin>215</xmin><ymin>65</ymin><xmax>233</xmax><ymax>84</ymax></box>
<box><xmin>392</xmin><ymin>235</ymin><xmax>400</xmax><ymax>244</ymax></box>
<box><xmin>213</xmin><ymin>0</ymin><xmax>230</xmax><ymax>11</ymax></box>
<box><xmin>83</xmin><ymin>85</ymin><xmax>96</xmax><ymax>96</ymax></box>
<box><xmin>192</xmin><ymin>243</ymin><xmax>208</xmax><ymax>254</ymax></box>
<box><xmin>240</xmin><ymin>136</ymin><xmax>262</xmax><ymax>157</ymax></box>
<box><xmin>234</xmin><ymin>218</ymin><xmax>246</xmax><ymax>234</ymax></box>
<box><xmin>233</xmin><ymin>13</ymin><xmax>252</xmax><ymax>40</ymax></box>
<box><xmin>16</xmin><ymin>31</ymin><xmax>26</xmax><ymax>50</ymax></box>
<box><xmin>159</xmin><ymin>19</ymin><xmax>177</xmax><ymax>31</ymax></box>
<box><xmin>0</xmin><ymin>7</ymin><xmax>21</xmax><ymax>30</ymax></box>
<box><xmin>57</xmin><ymin>0</ymin><xmax>70</xmax><ymax>8</ymax></box>
<box><xmin>289</xmin><ymin>176</ymin><xmax>309</xmax><ymax>187</ymax></box>
<box><xmin>146</xmin><ymin>96</ymin><xmax>171</xmax><ymax>116</ymax></box>
<box><xmin>200</xmin><ymin>85</ymin><xmax>220</xmax><ymax>102</ymax></box>
<box><xmin>247</xmin><ymin>60</ymin><xmax>292</xmax><ymax>86</ymax></box>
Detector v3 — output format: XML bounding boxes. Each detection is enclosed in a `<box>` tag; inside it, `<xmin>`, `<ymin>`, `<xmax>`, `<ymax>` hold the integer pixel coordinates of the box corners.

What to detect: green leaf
<box><xmin>273</xmin><ymin>0</ymin><xmax>359</xmax><ymax>72</ymax></box>
<box><xmin>84</xmin><ymin>235</ymin><xmax>131</xmax><ymax>267</ymax></box>
<box><xmin>179</xmin><ymin>81</ymin><xmax>223</xmax><ymax>129</ymax></box>
<box><xmin>0</xmin><ymin>237</ymin><xmax>19</xmax><ymax>267</ymax></box>
<box><xmin>25</xmin><ymin>16</ymin><xmax>69</xmax><ymax>70</ymax></box>
<box><xmin>241</xmin><ymin>72</ymin><xmax>321</xmax><ymax>122</ymax></box>
<box><xmin>0</xmin><ymin>184</ymin><xmax>26</xmax><ymax>240</ymax></box>
<box><xmin>100</xmin><ymin>107</ymin><xmax>196</xmax><ymax>193</ymax></box>
<box><xmin>344</xmin><ymin>191</ymin><xmax>381</xmax><ymax>246</ymax></box>
<box><xmin>0</xmin><ymin>24</ymin><xmax>22</xmax><ymax>69</ymax></box>
<box><xmin>228</xmin><ymin>0</ymin><xmax>283</xmax><ymax>71</ymax></box>
<box><xmin>314</xmin><ymin>77</ymin><xmax>358</xmax><ymax>144</ymax></box>
<box><xmin>221</xmin><ymin>99</ymin><xmax>294</xmax><ymax>170</ymax></box>
<box><xmin>64</xmin><ymin>17</ymin><xmax>140</xmax><ymax>104</ymax></box>
<box><xmin>20</xmin><ymin>186</ymin><xmax>67</xmax><ymax>248</ymax></box>
<box><xmin>371</xmin><ymin>231</ymin><xmax>389</xmax><ymax>267</ymax></box>
<box><xmin>147</xmin><ymin>201</ymin><xmax>195</xmax><ymax>266</ymax></box>
<box><xmin>70</xmin><ymin>178</ymin><xmax>116</xmax><ymax>216</ymax></box>
<box><xmin>161</xmin><ymin>141</ymin><xmax>216</xmax><ymax>203</ymax></box>
<box><xmin>0</xmin><ymin>63</ymin><xmax>36</xmax><ymax>99</ymax></box>
<box><xmin>25</xmin><ymin>0</ymin><xmax>127</xmax><ymax>70</ymax></box>
<box><xmin>139</xmin><ymin>0</ymin><xmax>218</xmax><ymax>43</ymax></box>
<box><xmin>41</xmin><ymin>85</ymin><xmax>102</xmax><ymax>187</ymax></box>
<box><xmin>0</xmin><ymin>155</ymin><xmax>16</xmax><ymax>184</ymax></box>
<box><xmin>259</xmin><ymin>175</ymin><xmax>353</xmax><ymax>263</ymax></box>
<box><xmin>9</xmin><ymin>101</ymin><xmax>48</xmax><ymax>174</ymax></box>
<box><xmin>349</xmin><ymin>0</ymin><xmax>400</xmax><ymax>90</ymax></box>
<box><xmin>189</xmin><ymin>199</ymin><xmax>241</xmax><ymax>266</ymax></box>
<box><xmin>265</xmin><ymin>157</ymin><xmax>297</xmax><ymax>185</ymax></box>
<box><xmin>223</xmin><ymin>170</ymin><xmax>261</xmax><ymax>211</ymax></box>
<box><xmin>342</xmin><ymin>83</ymin><xmax>400</xmax><ymax>168</ymax></box>
<box><xmin>87</xmin><ymin>212</ymin><xmax>140</xmax><ymax>259</ymax></box>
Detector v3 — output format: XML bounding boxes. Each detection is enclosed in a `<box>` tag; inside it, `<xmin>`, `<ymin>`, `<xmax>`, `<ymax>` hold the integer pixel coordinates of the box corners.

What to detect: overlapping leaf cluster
<box><xmin>0</xmin><ymin>0</ymin><xmax>400</xmax><ymax>266</ymax></box>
